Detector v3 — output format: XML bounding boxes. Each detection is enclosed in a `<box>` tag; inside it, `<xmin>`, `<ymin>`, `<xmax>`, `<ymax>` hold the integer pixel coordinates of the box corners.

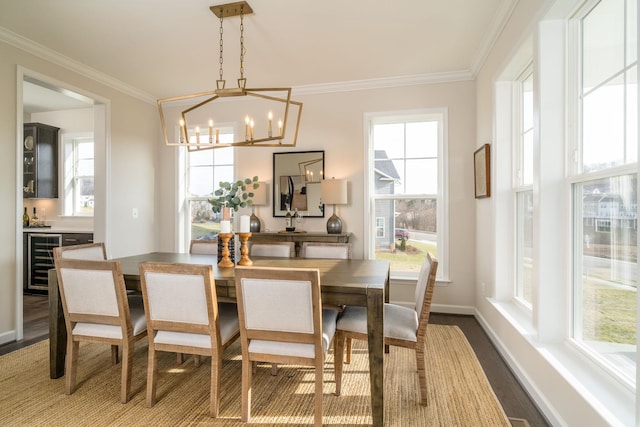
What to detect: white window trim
<box><xmin>61</xmin><ymin>132</ymin><xmax>94</xmax><ymax>217</ymax></box>
<box><xmin>363</xmin><ymin>108</ymin><xmax>450</xmax><ymax>281</ymax></box>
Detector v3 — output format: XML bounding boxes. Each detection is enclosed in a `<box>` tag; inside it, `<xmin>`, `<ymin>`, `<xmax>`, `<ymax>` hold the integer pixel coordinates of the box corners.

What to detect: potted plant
<box><xmin>208</xmin><ymin>176</ymin><xmax>260</xmax><ymax>218</ymax></box>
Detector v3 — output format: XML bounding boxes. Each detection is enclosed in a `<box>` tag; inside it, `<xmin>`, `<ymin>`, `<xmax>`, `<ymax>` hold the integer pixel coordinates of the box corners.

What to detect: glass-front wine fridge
<box><xmin>26</xmin><ymin>233</ymin><xmax>61</xmax><ymax>293</ymax></box>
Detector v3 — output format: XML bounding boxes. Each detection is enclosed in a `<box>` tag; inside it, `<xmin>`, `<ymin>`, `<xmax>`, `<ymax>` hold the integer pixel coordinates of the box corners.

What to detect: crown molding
<box><xmin>0</xmin><ymin>26</ymin><xmax>156</xmax><ymax>105</ymax></box>
<box><xmin>469</xmin><ymin>0</ymin><xmax>521</xmax><ymax>76</ymax></box>
<box><xmin>292</xmin><ymin>70</ymin><xmax>474</xmax><ymax>96</ymax></box>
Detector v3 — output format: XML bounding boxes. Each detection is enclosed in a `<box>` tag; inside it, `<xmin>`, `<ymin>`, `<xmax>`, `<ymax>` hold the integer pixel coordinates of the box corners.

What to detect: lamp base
<box><xmin>249</xmin><ymin>212</ymin><xmax>261</xmax><ymax>232</ymax></box>
<box><xmin>326</xmin><ymin>213</ymin><xmax>343</xmax><ymax>234</ymax></box>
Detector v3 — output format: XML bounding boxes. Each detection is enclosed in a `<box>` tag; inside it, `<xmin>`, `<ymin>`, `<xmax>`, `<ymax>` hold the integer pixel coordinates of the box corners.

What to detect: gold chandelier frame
<box><xmin>157</xmin><ymin>1</ymin><xmax>303</xmax><ymax>151</ymax></box>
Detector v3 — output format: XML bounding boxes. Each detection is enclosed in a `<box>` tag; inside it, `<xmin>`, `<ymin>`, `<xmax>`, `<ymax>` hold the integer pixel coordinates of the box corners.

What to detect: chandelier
<box><xmin>157</xmin><ymin>1</ymin><xmax>303</xmax><ymax>151</ymax></box>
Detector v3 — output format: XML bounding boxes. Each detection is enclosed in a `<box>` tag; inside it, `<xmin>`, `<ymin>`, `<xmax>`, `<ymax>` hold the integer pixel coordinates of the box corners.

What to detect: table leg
<box><xmin>48</xmin><ymin>269</ymin><xmax>66</xmax><ymax>379</ymax></box>
<box><xmin>367</xmin><ymin>286</ymin><xmax>384</xmax><ymax>427</ymax></box>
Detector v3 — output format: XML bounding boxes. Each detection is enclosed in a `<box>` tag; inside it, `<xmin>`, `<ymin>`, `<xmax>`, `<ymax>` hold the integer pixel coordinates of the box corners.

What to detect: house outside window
<box><xmin>571</xmin><ymin>0</ymin><xmax>637</xmax><ymax>384</ymax></box>
<box><xmin>366</xmin><ymin>109</ymin><xmax>448</xmax><ymax>279</ymax></box>
<box><xmin>62</xmin><ymin>134</ymin><xmax>94</xmax><ymax>216</ymax></box>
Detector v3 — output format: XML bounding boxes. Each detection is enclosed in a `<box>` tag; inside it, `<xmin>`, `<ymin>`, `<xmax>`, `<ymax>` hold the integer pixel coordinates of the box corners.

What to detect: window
<box><xmin>375</xmin><ymin>217</ymin><xmax>385</xmax><ymax>238</ymax></box>
<box><xmin>366</xmin><ymin>110</ymin><xmax>448</xmax><ymax>279</ymax></box>
<box><xmin>515</xmin><ymin>68</ymin><xmax>534</xmax><ymax>306</ymax></box>
<box><xmin>186</xmin><ymin>127</ymin><xmax>235</xmax><ymax>242</ymax></box>
<box><xmin>572</xmin><ymin>0</ymin><xmax>637</xmax><ymax>384</ymax></box>
<box><xmin>62</xmin><ymin>134</ymin><xmax>94</xmax><ymax>216</ymax></box>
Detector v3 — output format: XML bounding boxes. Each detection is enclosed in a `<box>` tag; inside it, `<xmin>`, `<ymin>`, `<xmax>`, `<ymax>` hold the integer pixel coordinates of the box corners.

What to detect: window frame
<box><xmin>61</xmin><ymin>132</ymin><xmax>94</xmax><ymax>217</ymax></box>
<box><xmin>567</xmin><ymin>0</ymin><xmax>638</xmax><ymax>388</ymax></box>
<box><xmin>364</xmin><ymin>108</ymin><xmax>449</xmax><ymax>281</ymax></box>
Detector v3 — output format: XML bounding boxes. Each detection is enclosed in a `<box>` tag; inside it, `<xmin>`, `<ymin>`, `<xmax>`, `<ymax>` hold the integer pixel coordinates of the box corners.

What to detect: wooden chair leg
<box><xmin>146</xmin><ymin>345</ymin><xmax>158</xmax><ymax>408</ymax></box>
<box><xmin>314</xmin><ymin>364</ymin><xmax>323</xmax><ymax>427</ymax></box>
<box><xmin>210</xmin><ymin>352</ymin><xmax>221</xmax><ymax>417</ymax></box>
<box><xmin>120</xmin><ymin>341</ymin><xmax>134</xmax><ymax>403</ymax></box>
<box><xmin>415</xmin><ymin>343</ymin><xmax>428</xmax><ymax>406</ymax></box>
<box><xmin>111</xmin><ymin>345</ymin><xmax>119</xmax><ymax>364</ymax></box>
<box><xmin>345</xmin><ymin>337</ymin><xmax>352</xmax><ymax>364</ymax></box>
<box><xmin>176</xmin><ymin>352</ymin><xmax>184</xmax><ymax>364</ymax></box>
<box><xmin>241</xmin><ymin>357</ymin><xmax>253</xmax><ymax>422</ymax></box>
<box><xmin>334</xmin><ymin>332</ymin><xmax>344</xmax><ymax>396</ymax></box>
<box><xmin>271</xmin><ymin>363</ymin><xmax>278</xmax><ymax>376</ymax></box>
<box><xmin>65</xmin><ymin>339</ymin><xmax>79</xmax><ymax>395</ymax></box>
<box><xmin>194</xmin><ymin>355</ymin><xmax>202</xmax><ymax>368</ymax></box>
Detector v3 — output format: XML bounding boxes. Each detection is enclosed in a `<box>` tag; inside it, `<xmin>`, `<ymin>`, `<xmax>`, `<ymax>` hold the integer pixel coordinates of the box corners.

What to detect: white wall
<box><xmin>157</xmin><ymin>80</ymin><xmax>479</xmax><ymax>311</ymax></box>
<box><xmin>0</xmin><ymin>40</ymin><xmax>158</xmax><ymax>343</ymax></box>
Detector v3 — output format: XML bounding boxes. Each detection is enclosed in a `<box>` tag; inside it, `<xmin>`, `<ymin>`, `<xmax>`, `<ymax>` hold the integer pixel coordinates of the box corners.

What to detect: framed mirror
<box><xmin>273</xmin><ymin>150</ymin><xmax>325</xmax><ymax>217</ymax></box>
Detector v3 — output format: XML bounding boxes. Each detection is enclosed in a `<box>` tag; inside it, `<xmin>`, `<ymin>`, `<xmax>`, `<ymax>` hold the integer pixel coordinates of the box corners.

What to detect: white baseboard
<box><xmin>0</xmin><ymin>330</ymin><xmax>17</xmax><ymax>346</ymax></box>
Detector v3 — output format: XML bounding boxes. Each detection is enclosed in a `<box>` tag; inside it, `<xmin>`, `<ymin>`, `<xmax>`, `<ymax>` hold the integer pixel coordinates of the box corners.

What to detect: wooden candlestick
<box><xmin>217</xmin><ymin>233</ymin><xmax>235</xmax><ymax>268</ymax></box>
<box><xmin>237</xmin><ymin>232</ymin><xmax>253</xmax><ymax>266</ymax></box>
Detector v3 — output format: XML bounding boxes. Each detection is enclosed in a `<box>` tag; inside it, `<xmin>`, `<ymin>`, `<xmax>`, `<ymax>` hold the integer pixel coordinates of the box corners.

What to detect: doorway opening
<box><xmin>16</xmin><ymin>69</ymin><xmax>110</xmax><ymax>341</ymax></box>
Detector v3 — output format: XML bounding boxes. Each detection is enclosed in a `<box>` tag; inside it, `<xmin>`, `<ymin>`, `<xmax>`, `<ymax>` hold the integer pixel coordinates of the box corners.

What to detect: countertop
<box><xmin>22</xmin><ymin>227</ymin><xmax>93</xmax><ymax>234</ymax></box>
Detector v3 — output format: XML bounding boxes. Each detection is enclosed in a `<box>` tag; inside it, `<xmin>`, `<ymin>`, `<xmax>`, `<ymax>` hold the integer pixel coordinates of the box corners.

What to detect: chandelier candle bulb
<box><xmin>278</xmin><ymin>119</ymin><xmax>283</xmax><ymax>137</ymax></box>
<box><xmin>220</xmin><ymin>220</ymin><xmax>231</xmax><ymax>234</ymax></box>
<box><xmin>208</xmin><ymin>120</ymin><xmax>214</xmax><ymax>143</ymax></box>
<box><xmin>268</xmin><ymin>111</ymin><xmax>273</xmax><ymax>137</ymax></box>
<box><xmin>179</xmin><ymin>119</ymin><xmax>185</xmax><ymax>143</ymax></box>
<box><xmin>245</xmin><ymin>115</ymin><xmax>250</xmax><ymax>141</ymax></box>
<box><xmin>196</xmin><ymin>126</ymin><xmax>200</xmax><ymax>144</ymax></box>
<box><xmin>240</xmin><ymin>215</ymin><xmax>251</xmax><ymax>233</ymax></box>
<box><xmin>215</xmin><ymin>128</ymin><xmax>220</xmax><ymax>143</ymax></box>
<box><xmin>250</xmin><ymin>119</ymin><xmax>255</xmax><ymax>140</ymax></box>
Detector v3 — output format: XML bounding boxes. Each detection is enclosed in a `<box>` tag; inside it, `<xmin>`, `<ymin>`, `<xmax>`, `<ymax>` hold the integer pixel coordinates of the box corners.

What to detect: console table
<box><xmin>250</xmin><ymin>231</ymin><xmax>351</xmax><ymax>257</ymax></box>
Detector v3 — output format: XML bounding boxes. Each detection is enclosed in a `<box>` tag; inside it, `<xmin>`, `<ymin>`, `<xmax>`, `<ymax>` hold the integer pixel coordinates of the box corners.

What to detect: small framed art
<box><xmin>474</xmin><ymin>143</ymin><xmax>491</xmax><ymax>199</ymax></box>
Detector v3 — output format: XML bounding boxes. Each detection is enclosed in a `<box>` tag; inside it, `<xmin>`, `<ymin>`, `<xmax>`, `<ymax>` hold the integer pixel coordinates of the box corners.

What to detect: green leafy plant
<box><xmin>208</xmin><ymin>176</ymin><xmax>260</xmax><ymax>213</ymax></box>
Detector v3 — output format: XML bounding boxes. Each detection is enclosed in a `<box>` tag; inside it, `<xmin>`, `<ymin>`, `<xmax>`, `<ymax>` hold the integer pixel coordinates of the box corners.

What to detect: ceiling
<box><xmin>1</xmin><ymin>0</ymin><xmax>513</xmax><ymax>107</ymax></box>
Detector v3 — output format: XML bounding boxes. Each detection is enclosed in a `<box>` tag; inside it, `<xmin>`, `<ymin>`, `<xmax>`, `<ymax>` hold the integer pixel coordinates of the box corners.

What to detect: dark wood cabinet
<box><xmin>61</xmin><ymin>233</ymin><xmax>94</xmax><ymax>246</ymax></box>
<box><xmin>23</xmin><ymin>122</ymin><xmax>59</xmax><ymax>199</ymax></box>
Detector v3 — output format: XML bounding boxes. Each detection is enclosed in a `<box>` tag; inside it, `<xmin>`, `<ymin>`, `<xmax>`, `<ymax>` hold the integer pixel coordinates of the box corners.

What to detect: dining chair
<box><xmin>249</xmin><ymin>241</ymin><xmax>295</xmax><ymax>258</ymax></box>
<box><xmin>189</xmin><ymin>239</ymin><xmax>218</xmax><ymax>255</ymax></box>
<box><xmin>234</xmin><ymin>266</ymin><xmax>339</xmax><ymax>427</ymax></box>
<box><xmin>300</xmin><ymin>242</ymin><xmax>352</xmax><ymax>260</ymax></box>
<box><xmin>53</xmin><ymin>242</ymin><xmax>126</xmax><ymax>364</ymax></box>
<box><xmin>335</xmin><ymin>252</ymin><xmax>438</xmax><ymax>406</ymax></box>
<box><xmin>139</xmin><ymin>262</ymin><xmax>240</xmax><ymax>417</ymax></box>
<box><xmin>53</xmin><ymin>242</ymin><xmax>107</xmax><ymax>260</ymax></box>
<box><xmin>54</xmin><ymin>258</ymin><xmax>147</xmax><ymax>403</ymax></box>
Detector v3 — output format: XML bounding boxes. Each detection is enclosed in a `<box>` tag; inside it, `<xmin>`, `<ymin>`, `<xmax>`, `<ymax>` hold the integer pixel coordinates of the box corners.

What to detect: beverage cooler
<box><xmin>25</xmin><ymin>233</ymin><xmax>61</xmax><ymax>293</ymax></box>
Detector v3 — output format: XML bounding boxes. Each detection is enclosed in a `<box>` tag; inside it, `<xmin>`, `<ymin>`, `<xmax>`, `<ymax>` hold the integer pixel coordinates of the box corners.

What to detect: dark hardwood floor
<box><xmin>1</xmin><ymin>298</ymin><xmax>549</xmax><ymax>426</ymax></box>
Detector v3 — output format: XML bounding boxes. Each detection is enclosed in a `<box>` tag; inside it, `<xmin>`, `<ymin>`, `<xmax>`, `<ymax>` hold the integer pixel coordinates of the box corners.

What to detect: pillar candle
<box><xmin>240</xmin><ymin>215</ymin><xmax>250</xmax><ymax>233</ymax></box>
<box><xmin>220</xmin><ymin>220</ymin><xmax>231</xmax><ymax>234</ymax></box>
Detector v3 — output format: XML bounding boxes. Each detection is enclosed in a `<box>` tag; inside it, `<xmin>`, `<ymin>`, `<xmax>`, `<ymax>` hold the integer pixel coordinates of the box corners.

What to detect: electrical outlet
<box><xmin>132</xmin><ymin>208</ymin><xmax>138</xmax><ymax>219</ymax></box>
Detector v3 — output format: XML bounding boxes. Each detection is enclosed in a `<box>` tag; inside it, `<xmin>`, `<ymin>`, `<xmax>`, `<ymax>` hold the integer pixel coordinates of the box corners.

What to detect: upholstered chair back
<box><xmin>300</xmin><ymin>242</ymin><xmax>352</xmax><ymax>259</ymax></box>
<box><xmin>189</xmin><ymin>239</ymin><xmax>218</xmax><ymax>255</ymax></box>
<box><xmin>54</xmin><ymin>242</ymin><xmax>106</xmax><ymax>261</ymax></box>
<box><xmin>249</xmin><ymin>242</ymin><xmax>295</xmax><ymax>258</ymax></box>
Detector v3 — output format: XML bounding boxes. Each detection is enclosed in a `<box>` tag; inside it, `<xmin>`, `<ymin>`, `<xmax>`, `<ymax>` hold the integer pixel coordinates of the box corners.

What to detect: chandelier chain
<box><xmin>239</xmin><ymin>6</ymin><xmax>245</xmax><ymax>79</ymax></box>
<box><xmin>218</xmin><ymin>12</ymin><xmax>224</xmax><ymax>82</ymax></box>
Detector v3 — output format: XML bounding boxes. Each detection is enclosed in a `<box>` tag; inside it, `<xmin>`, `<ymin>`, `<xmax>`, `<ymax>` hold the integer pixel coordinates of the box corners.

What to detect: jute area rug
<box><xmin>0</xmin><ymin>325</ymin><xmax>510</xmax><ymax>426</ymax></box>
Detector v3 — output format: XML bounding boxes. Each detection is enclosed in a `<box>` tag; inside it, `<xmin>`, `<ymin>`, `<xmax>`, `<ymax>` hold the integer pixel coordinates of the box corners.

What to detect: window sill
<box><xmin>486</xmin><ymin>299</ymin><xmax>634</xmax><ymax>426</ymax></box>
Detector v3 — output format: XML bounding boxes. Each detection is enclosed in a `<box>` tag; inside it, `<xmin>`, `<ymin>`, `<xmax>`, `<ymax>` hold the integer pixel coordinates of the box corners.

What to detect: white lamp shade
<box><xmin>251</xmin><ymin>182</ymin><xmax>268</xmax><ymax>206</ymax></box>
<box><xmin>321</xmin><ymin>179</ymin><xmax>347</xmax><ymax>205</ymax></box>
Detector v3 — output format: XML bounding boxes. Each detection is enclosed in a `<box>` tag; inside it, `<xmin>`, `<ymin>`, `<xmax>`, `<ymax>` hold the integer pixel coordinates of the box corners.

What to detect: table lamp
<box><xmin>321</xmin><ymin>178</ymin><xmax>347</xmax><ymax>234</ymax></box>
<box><xmin>249</xmin><ymin>181</ymin><xmax>267</xmax><ymax>232</ymax></box>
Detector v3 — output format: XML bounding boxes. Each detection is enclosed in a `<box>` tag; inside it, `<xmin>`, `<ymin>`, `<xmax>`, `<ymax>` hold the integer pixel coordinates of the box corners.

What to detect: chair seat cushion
<box><xmin>337</xmin><ymin>304</ymin><xmax>418</xmax><ymax>342</ymax></box>
<box><xmin>248</xmin><ymin>308</ymin><xmax>339</xmax><ymax>358</ymax></box>
<box><xmin>72</xmin><ymin>295</ymin><xmax>147</xmax><ymax>339</ymax></box>
<box><xmin>154</xmin><ymin>302</ymin><xmax>239</xmax><ymax>349</ymax></box>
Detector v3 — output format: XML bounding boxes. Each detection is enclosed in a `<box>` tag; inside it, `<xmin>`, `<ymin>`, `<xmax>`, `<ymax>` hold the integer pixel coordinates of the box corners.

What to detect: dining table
<box><xmin>48</xmin><ymin>252</ymin><xmax>390</xmax><ymax>426</ymax></box>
